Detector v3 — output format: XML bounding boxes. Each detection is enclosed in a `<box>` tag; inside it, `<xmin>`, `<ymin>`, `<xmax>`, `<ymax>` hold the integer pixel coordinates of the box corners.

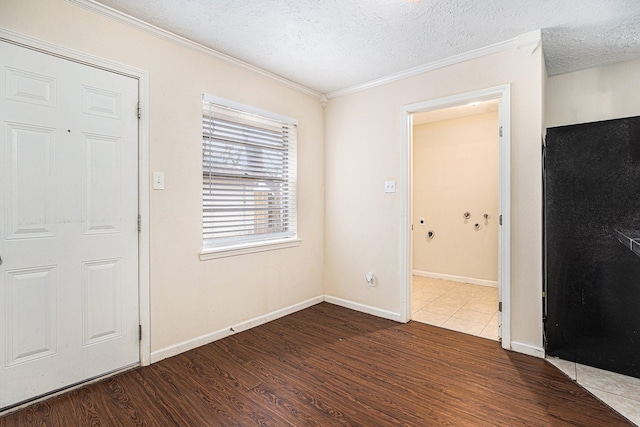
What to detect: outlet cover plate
<box><xmin>384</xmin><ymin>180</ymin><xmax>396</xmax><ymax>193</ymax></box>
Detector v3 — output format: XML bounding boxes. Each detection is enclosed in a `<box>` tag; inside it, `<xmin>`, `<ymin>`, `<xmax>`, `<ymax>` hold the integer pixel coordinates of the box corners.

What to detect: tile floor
<box><xmin>411</xmin><ymin>276</ymin><xmax>499</xmax><ymax>341</ymax></box>
<box><xmin>546</xmin><ymin>357</ymin><xmax>640</xmax><ymax>426</ymax></box>
<box><xmin>412</xmin><ymin>276</ymin><xmax>640</xmax><ymax>425</ymax></box>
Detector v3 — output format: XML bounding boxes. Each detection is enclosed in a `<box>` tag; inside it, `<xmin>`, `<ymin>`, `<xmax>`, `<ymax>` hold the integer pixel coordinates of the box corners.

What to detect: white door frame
<box><xmin>0</xmin><ymin>28</ymin><xmax>151</xmax><ymax>365</ymax></box>
<box><xmin>400</xmin><ymin>84</ymin><xmax>511</xmax><ymax>350</ymax></box>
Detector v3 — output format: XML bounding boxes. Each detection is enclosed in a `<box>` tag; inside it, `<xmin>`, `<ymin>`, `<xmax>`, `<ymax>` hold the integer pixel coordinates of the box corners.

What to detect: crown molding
<box><xmin>319</xmin><ymin>94</ymin><xmax>329</xmax><ymax>109</ymax></box>
<box><xmin>326</xmin><ymin>30</ymin><xmax>541</xmax><ymax>99</ymax></box>
<box><xmin>65</xmin><ymin>0</ymin><xmax>322</xmax><ymax>99</ymax></box>
<box><xmin>61</xmin><ymin>0</ymin><xmax>541</xmax><ymax>104</ymax></box>
<box><xmin>517</xmin><ymin>29</ymin><xmax>542</xmax><ymax>56</ymax></box>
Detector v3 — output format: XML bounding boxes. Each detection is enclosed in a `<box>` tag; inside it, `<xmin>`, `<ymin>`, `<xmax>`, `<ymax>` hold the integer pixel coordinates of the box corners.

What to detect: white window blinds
<box><xmin>202</xmin><ymin>96</ymin><xmax>297</xmax><ymax>248</ymax></box>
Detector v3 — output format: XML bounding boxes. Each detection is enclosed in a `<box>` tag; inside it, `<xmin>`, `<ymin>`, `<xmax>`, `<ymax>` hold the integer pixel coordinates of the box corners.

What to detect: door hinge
<box><xmin>137</xmin><ymin>214</ymin><xmax>141</xmax><ymax>232</ymax></box>
<box><xmin>499</xmin><ymin>214</ymin><xmax>502</xmax><ymax>225</ymax></box>
<box><xmin>498</xmin><ymin>301</ymin><xmax>502</xmax><ymax>312</ymax></box>
<box><xmin>499</xmin><ymin>126</ymin><xmax>503</xmax><ymax>137</ymax></box>
<box><xmin>139</xmin><ymin>325</ymin><xmax>142</xmax><ymax>341</ymax></box>
<box><xmin>137</xmin><ymin>102</ymin><xmax>141</xmax><ymax>119</ymax></box>
<box><xmin>542</xmin><ymin>291</ymin><xmax>546</xmax><ymax>298</ymax></box>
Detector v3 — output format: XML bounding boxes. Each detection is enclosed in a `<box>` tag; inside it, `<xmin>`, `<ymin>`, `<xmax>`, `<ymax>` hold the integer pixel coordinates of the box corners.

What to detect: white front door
<box><xmin>0</xmin><ymin>41</ymin><xmax>140</xmax><ymax>410</ymax></box>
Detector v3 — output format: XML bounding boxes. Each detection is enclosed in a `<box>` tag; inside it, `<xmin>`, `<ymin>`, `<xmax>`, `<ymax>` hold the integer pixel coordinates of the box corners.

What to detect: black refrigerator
<box><xmin>545</xmin><ymin>116</ymin><xmax>640</xmax><ymax>379</ymax></box>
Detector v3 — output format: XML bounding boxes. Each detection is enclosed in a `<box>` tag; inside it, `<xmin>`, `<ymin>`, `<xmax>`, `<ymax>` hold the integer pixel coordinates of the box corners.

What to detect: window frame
<box><xmin>199</xmin><ymin>94</ymin><xmax>300</xmax><ymax>260</ymax></box>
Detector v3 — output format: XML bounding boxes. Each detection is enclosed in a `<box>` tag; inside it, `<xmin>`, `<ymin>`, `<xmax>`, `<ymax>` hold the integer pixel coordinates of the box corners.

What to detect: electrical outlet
<box><xmin>384</xmin><ymin>180</ymin><xmax>396</xmax><ymax>193</ymax></box>
<box><xmin>365</xmin><ymin>272</ymin><xmax>375</xmax><ymax>287</ymax></box>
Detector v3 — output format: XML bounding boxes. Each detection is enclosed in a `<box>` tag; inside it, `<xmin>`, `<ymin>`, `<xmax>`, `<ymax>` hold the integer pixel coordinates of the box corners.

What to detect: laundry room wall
<box><xmin>413</xmin><ymin>111</ymin><xmax>499</xmax><ymax>285</ymax></box>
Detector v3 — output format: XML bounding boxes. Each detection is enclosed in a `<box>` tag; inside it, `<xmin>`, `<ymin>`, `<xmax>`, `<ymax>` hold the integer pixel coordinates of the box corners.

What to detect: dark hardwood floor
<box><xmin>1</xmin><ymin>302</ymin><xmax>633</xmax><ymax>426</ymax></box>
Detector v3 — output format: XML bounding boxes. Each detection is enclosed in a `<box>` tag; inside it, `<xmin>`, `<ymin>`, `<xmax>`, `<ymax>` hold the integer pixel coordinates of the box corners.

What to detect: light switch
<box><xmin>384</xmin><ymin>180</ymin><xmax>396</xmax><ymax>193</ymax></box>
<box><xmin>153</xmin><ymin>172</ymin><xmax>165</xmax><ymax>190</ymax></box>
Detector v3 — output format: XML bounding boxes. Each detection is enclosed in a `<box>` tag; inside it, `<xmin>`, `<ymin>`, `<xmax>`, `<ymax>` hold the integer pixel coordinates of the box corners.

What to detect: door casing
<box><xmin>400</xmin><ymin>85</ymin><xmax>512</xmax><ymax>350</ymax></box>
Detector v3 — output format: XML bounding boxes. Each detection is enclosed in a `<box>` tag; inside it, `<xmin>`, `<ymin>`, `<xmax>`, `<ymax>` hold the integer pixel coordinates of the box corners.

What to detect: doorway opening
<box><xmin>401</xmin><ymin>85</ymin><xmax>511</xmax><ymax>350</ymax></box>
<box><xmin>412</xmin><ymin>100</ymin><xmax>500</xmax><ymax>340</ymax></box>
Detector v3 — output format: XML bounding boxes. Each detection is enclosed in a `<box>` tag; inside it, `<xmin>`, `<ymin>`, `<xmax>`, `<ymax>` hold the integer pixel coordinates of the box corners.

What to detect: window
<box><xmin>201</xmin><ymin>95</ymin><xmax>298</xmax><ymax>257</ymax></box>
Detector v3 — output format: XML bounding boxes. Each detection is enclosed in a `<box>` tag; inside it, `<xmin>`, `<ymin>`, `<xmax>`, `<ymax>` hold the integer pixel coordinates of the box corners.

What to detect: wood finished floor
<box><xmin>1</xmin><ymin>303</ymin><xmax>633</xmax><ymax>426</ymax></box>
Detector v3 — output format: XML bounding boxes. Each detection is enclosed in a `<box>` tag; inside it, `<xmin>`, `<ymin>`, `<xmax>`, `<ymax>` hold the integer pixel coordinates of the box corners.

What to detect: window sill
<box><xmin>199</xmin><ymin>238</ymin><xmax>302</xmax><ymax>260</ymax></box>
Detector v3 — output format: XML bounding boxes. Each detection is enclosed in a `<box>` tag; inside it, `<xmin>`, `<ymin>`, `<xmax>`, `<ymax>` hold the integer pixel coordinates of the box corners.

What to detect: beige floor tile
<box><xmin>424</xmin><ymin>299</ymin><xmax>465</xmax><ymax>316</ymax></box>
<box><xmin>413</xmin><ymin>288</ymin><xmax>446</xmax><ymax>303</ymax></box>
<box><xmin>412</xmin><ymin>309</ymin><xmax>450</xmax><ymax>326</ymax></box>
<box><xmin>545</xmin><ymin>357</ymin><xmax>577</xmax><ymax>380</ymax></box>
<box><xmin>435</xmin><ymin>294</ymin><xmax>473</xmax><ymax>305</ymax></box>
<box><xmin>441</xmin><ymin>317</ymin><xmax>485</xmax><ymax>336</ymax></box>
<box><xmin>418</xmin><ymin>286</ymin><xmax>447</xmax><ymax>296</ymax></box>
<box><xmin>425</xmin><ymin>280</ymin><xmax>447</xmax><ymax>289</ymax></box>
<box><xmin>586</xmin><ymin>387</ymin><xmax>640</xmax><ymax>426</ymax></box>
<box><xmin>413</xmin><ymin>275</ymin><xmax>432</xmax><ymax>284</ymax></box>
<box><xmin>448</xmin><ymin>282</ymin><xmax>479</xmax><ymax>292</ymax></box>
<box><xmin>577</xmin><ymin>364</ymin><xmax>640</xmax><ymax>401</ymax></box>
<box><xmin>445</xmin><ymin>290</ymin><xmax>478</xmax><ymax>301</ymax></box>
<box><xmin>411</xmin><ymin>298</ymin><xmax>429</xmax><ymax>314</ymax></box>
<box><xmin>479</xmin><ymin>324</ymin><xmax>499</xmax><ymax>341</ymax></box>
<box><xmin>486</xmin><ymin>313</ymin><xmax>499</xmax><ymax>326</ymax></box>
<box><xmin>474</xmin><ymin>290</ymin><xmax>499</xmax><ymax>300</ymax></box>
<box><xmin>411</xmin><ymin>276</ymin><xmax>500</xmax><ymax>341</ymax></box>
<box><xmin>475</xmin><ymin>286</ymin><xmax>499</xmax><ymax>297</ymax></box>
<box><xmin>451</xmin><ymin>308</ymin><xmax>494</xmax><ymax>325</ymax></box>
<box><xmin>411</xmin><ymin>285</ymin><xmax>426</xmax><ymax>295</ymax></box>
<box><xmin>445</xmin><ymin>283</ymin><xmax>471</xmax><ymax>293</ymax></box>
<box><xmin>547</xmin><ymin>357</ymin><xmax>640</xmax><ymax>424</ymax></box>
<box><xmin>461</xmin><ymin>298</ymin><xmax>497</xmax><ymax>314</ymax></box>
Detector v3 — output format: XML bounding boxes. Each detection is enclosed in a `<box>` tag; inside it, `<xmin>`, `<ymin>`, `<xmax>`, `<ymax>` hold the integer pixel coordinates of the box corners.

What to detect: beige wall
<box><xmin>2</xmin><ymin>0</ymin><xmax>555</xmax><ymax>355</ymax></box>
<box><xmin>0</xmin><ymin>0</ymin><xmax>325</xmax><ymax>354</ymax></box>
<box><xmin>413</xmin><ymin>112</ymin><xmax>499</xmax><ymax>283</ymax></box>
<box><xmin>325</xmin><ymin>47</ymin><xmax>545</xmax><ymax>349</ymax></box>
<box><xmin>546</xmin><ymin>59</ymin><xmax>640</xmax><ymax>128</ymax></box>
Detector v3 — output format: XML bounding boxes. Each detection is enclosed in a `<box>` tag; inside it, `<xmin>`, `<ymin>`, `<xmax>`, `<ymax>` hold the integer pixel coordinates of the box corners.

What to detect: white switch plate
<box><xmin>153</xmin><ymin>172</ymin><xmax>165</xmax><ymax>190</ymax></box>
<box><xmin>384</xmin><ymin>180</ymin><xmax>396</xmax><ymax>193</ymax></box>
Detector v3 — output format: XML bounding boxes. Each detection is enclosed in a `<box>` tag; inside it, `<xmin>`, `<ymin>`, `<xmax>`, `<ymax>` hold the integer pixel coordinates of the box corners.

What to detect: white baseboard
<box><xmin>150</xmin><ymin>295</ymin><xmax>324</xmax><ymax>364</ymax></box>
<box><xmin>323</xmin><ymin>295</ymin><xmax>402</xmax><ymax>322</ymax></box>
<box><xmin>150</xmin><ymin>293</ymin><xmax>539</xmax><ymax>364</ymax></box>
<box><xmin>509</xmin><ymin>341</ymin><xmax>545</xmax><ymax>358</ymax></box>
<box><xmin>413</xmin><ymin>270</ymin><xmax>498</xmax><ymax>288</ymax></box>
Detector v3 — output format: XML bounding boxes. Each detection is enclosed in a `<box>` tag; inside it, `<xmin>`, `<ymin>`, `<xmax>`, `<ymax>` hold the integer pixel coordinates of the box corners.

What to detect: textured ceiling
<box><xmin>94</xmin><ymin>0</ymin><xmax>640</xmax><ymax>94</ymax></box>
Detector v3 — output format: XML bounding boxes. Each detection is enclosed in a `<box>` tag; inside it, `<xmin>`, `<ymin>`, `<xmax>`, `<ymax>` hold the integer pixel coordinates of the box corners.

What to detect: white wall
<box><xmin>325</xmin><ymin>46</ymin><xmax>545</xmax><ymax>349</ymax></box>
<box><xmin>546</xmin><ymin>59</ymin><xmax>640</xmax><ymax>128</ymax></box>
<box><xmin>413</xmin><ymin>112</ymin><xmax>499</xmax><ymax>283</ymax></box>
<box><xmin>0</xmin><ymin>0</ymin><xmax>325</xmax><ymax>356</ymax></box>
